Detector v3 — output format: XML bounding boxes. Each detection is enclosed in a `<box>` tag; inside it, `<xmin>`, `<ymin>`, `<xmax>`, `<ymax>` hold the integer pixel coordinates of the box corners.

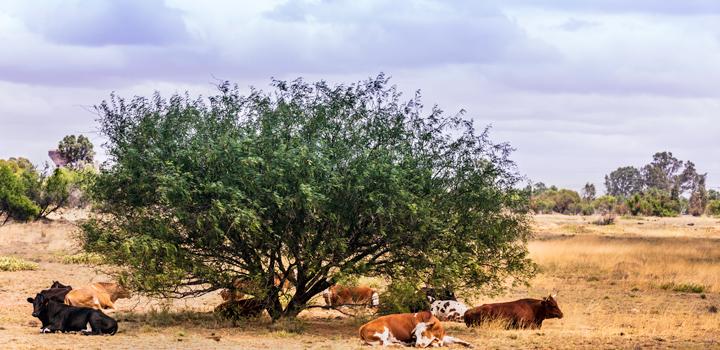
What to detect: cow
<box><xmin>422</xmin><ymin>287</ymin><xmax>457</xmax><ymax>303</ymax></box>
<box><xmin>214</xmin><ymin>298</ymin><xmax>266</xmax><ymax>320</ymax></box>
<box><xmin>409</xmin><ymin>287</ymin><xmax>457</xmax><ymax>313</ymax></box>
<box><xmin>464</xmin><ymin>294</ymin><xmax>564</xmax><ymax>329</ymax></box>
<box><xmin>323</xmin><ymin>285</ymin><xmax>379</xmax><ymax>307</ymax></box>
<box><xmin>430</xmin><ymin>299</ymin><xmax>469</xmax><ymax>322</ymax></box>
<box><xmin>64</xmin><ymin>282</ymin><xmax>131</xmax><ymax>310</ymax></box>
<box><xmin>359</xmin><ymin>311</ymin><xmax>472</xmax><ymax>347</ymax></box>
<box><xmin>39</xmin><ymin>281</ymin><xmax>72</xmax><ymax>303</ymax></box>
<box><xmin>27</xmin><ymin>293</ymin><xmax>118</xmax><ymax>335</ymax></box>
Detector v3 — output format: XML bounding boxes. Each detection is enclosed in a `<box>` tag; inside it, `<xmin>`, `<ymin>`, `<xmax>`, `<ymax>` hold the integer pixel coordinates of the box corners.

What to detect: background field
<box><xmin>0</xmin><ymin>213</ymin><xmax>718</xmax><ymax>349</ymax></box>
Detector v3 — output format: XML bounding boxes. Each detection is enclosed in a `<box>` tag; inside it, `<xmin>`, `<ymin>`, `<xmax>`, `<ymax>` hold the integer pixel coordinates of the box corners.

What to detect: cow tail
<box><xmin>109</xmin><ymin>320</ymin><xmax>118</xmax><ymax>335</ymax></box>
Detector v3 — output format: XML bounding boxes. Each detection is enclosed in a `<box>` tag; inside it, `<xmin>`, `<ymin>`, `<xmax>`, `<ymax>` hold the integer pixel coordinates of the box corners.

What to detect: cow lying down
<box><xmin>359</xmin><ymin>311</ymin><xmax>472</xmax><ymax>347</ymax></box>
<box><xmin>27</xmin><ymin>293</ymin><xmax>118</xmax><ymax>335</ymax></box>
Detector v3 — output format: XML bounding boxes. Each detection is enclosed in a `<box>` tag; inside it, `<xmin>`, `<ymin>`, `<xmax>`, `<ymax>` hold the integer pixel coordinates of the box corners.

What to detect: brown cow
<box><xmin>359</xmin><ymin>311</ymin><xmax>472</xmax><ymax>347</ymax></box>
<box><xmin>323</xmin><ymin>285</ymin><xmax>379</xmax><ymax>307</ymax></box>
<box><xmin>64</xmin><ymin>282</ymin><xmax>131</xmax><ymax>310</ymax></box>
<box><xmin>464</xmin><ymin>294</ymin><xmax>563</xmax><ymax>329</ymax></box>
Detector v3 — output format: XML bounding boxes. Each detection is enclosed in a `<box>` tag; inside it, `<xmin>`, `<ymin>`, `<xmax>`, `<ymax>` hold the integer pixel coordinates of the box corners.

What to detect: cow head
<box><xmin>27</xmin><ymin>293</ymin><xmax>49</xmax><ymax>318</ymax></box>
<box><xmin>50</xmin><ymin>281</ymin><xmax>69</xmax><ymax>289</ymax></box>
<box><xmin>413</xmin><ymin>319</ymin><xmax>445</xmax><ymax>347</ymax></box>
<box><xmin>115</xmin><ymin>284</ymin><xmax>132</xmax><ymax>299</ymax></box>
<box><xmin>542</xmin><ymin>294</ymin><xmax>563</xmax><ymax>319</ymax></box>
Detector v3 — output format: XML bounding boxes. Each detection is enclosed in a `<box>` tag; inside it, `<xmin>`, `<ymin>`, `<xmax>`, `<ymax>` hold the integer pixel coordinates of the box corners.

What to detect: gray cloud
<box><xmin>505</xmin><ymin>0</ymin><xmax>720</xmax><ymax>14</ymax></box>
<box><xmin>22</xmin><ymin>0</ymin><xmax>189</xmax><ymax>46</ymax></box>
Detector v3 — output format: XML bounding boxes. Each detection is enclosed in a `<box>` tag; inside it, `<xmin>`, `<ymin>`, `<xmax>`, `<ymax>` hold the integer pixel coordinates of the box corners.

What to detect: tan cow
<box><xmin>64</xmin><ymin>282</ymin><xmax>130</xmax><ymax>310</ymax></box>
<box><xmin>359</xmin><ymin>311</ymin><xmax>472</xmax><ymax>347</ymax></box>
<box><xmin>323</xmin><ymin>285</ymin><xmax>379</xmax><ymax>307</ymax></box>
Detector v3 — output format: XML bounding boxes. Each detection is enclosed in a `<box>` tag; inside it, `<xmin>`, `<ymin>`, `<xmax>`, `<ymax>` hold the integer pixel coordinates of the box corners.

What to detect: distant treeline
<box><xmin>529</xmin><ymin>152</ymin><xmax>719</xmax><ymax>217</ymax></box>
<box><xmin>0</xmin><ymin>135</ymin><xmax>94</xmax><ymax>225</ymax></box>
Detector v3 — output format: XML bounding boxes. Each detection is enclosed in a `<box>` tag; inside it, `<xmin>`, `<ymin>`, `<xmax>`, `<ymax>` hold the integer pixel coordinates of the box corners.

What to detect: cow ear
<box><xmin>426</xmin><ymin>320</ymin><xmax>436</xmax><ymax>328</ymax></box>
<box><xmin>27</xmin><ymin>297</ymin><xmax>34</xmax><ymax>303</ymax></box>
<box><xmin>427</xmin><ymin>296</ymin><xmax>435</xmax><ymax>303</ymax></box>
<box><xmin>551</xmin><ymin>292</ymin><xmax>558</xmax><ymax>298</ymax></box>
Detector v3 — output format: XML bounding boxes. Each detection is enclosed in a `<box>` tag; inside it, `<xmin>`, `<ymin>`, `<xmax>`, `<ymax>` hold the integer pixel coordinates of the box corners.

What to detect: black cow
<box><xmin>40</xmin><ymin>281</ymin><xmax>72</xmax><ymax>303</ymax></box>
<box><xmin>27</xmin><ymin>293</ymin><xmax>118</xmax><ymax>335</ymax></box>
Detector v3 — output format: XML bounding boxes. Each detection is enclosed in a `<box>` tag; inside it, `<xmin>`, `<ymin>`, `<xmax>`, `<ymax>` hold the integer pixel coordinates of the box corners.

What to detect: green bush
<box><xmin>377</xmin><ymin>280</ymin><xmax>428</xmax><ymax>315</ymax></box>
<box><xmin>530</xmin><ymin>188</ymin><xmax>582</xmax><ymax>214</ymax></box>
<box><xmin>60</xmin><ymin>252</ymin><xmax>105</xmax><ymax>265</ymax></box>
<box><xmin>627</xmin><ymin>189</ymin><xmax>679</xmax><ymax>217</ymax></box>
<box><xmin>0</xmin><ymin>256</ymin><xmax>39</xmax><ymax>271</ymax></box>
<box><xmin>707</xmin><ymin>200</ymin><xmax>720</xmax><ymax>216</ymax></box>
<box><xmin>0</xmin><ymin>164</ymin><xmax>40</xmax><ymax>224</ymax></box>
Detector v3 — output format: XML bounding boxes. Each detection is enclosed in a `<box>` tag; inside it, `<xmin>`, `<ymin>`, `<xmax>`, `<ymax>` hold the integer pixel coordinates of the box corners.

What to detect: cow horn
<box><xmin>551</xmin><ymin>290</ymin><xmax>558</xmax><ymax>298</ymax></box>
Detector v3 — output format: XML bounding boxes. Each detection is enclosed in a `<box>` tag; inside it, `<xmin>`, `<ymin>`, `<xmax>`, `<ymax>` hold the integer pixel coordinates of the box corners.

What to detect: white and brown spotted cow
<box><xmin>359</xmin><ymin>311</ymin><xmax>472</xmax><ymax>347</ymax></box>
<box><xmin>430</xmin><ymin>298</ymin><xmax>470</xmax><ymax>322</ymax></box>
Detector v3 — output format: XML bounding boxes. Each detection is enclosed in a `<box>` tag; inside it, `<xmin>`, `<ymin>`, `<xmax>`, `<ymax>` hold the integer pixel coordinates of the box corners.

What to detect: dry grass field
<box><xmin>1</xmin><ymin>212</ymin><xmax>719</xmax><ymax>349</ymax></box>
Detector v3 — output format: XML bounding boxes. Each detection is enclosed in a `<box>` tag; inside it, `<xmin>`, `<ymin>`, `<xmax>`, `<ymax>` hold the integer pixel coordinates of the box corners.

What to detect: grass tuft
<box><xmin>60</xmin><ymin>252</ymin><xmax>105</xmax><ymax>265</ymax></box>
<box><xmin>0</xmin><ymin>256</ymin><xmax>39</xmax><ymax>271</ymax></box>
<box><xmin>659</xmin><ymin>282</ymin><xmax>706</xmax><ymax>293</ymax></box>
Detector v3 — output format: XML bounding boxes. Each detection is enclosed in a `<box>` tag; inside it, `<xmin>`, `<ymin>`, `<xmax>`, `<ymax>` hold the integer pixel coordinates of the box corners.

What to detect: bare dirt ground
<box><xmin>1</xmin><ymin>213</ymin><xmax>719</xmax><ymax>349</ymax></box>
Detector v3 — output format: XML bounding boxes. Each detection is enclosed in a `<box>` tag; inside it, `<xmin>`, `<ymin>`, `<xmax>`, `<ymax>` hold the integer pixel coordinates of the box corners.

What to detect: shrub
<box><xmin>592</xmin><ymin>213</ymin><xmax>615</xmax><ymax>226</ymax></box>
<box><xmin>706</xmin><ymin>200</ymin><xmax>720</xmax><ymax>217</ymax></box>
<box><xmin>378</xmin><ymin>280</ymin><xmax>428</xmax><ymax>315</ymax></box>
<box><xmin>627</xmin><ymin>189</ymin><xmax>679</xmax><ymax>217</ymax></box>
<box><xmin>60</xmin><ymin>252</ymin><xmax>105</xmax><ymax>265</ymax></box>
<box><xmin>0</xmin><ymin>164</ymin><xmax>40</xmax><ymax>224</ymax></box>
<box><xmin>0</xmin><ymin>256</ymin><xmax>39</xmax><ymax>271</ymax></box>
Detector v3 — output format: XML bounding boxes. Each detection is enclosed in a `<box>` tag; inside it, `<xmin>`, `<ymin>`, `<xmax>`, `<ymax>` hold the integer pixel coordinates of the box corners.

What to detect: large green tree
<box><xmin>0</xmin><ymin>163</ymin><xmax>40</xmax><ymax>225</ymax></box>
<box><xmin>82</xmin><ymin>76</ymin><xmax>535</xmax><ymax>320</ymax></box>
<box><xmin>58</xmin><ymin>135</ymin><xmax>95</xmax><ymax>169</ymax></box>
<box><xmin>604</xmin><ymin>166</ymin><xmax>643</xmax><ymax>197</ymax></box>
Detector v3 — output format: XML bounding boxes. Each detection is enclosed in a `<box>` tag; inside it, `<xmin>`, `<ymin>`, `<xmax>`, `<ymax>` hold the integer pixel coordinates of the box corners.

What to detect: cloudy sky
<box><xmin>0</xmin><ymin>0</ymin><xmax>718</xmax><ymax>192</ymax></box>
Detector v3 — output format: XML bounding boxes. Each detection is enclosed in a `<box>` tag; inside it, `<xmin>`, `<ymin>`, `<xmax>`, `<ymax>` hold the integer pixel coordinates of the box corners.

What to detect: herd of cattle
<box><xmin>26</xmin><ymin>279</ymin><xmax>564</xmax><ymax>347</ymax></box>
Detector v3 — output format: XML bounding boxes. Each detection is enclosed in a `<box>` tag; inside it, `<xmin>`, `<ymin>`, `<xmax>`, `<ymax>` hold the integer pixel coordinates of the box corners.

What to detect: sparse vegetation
<box><xmin>60</xmin><ymin>252</ymin><xmax>105</xmax><ymax>265</ymax></box>
<box><xmin>0</xmin><ymin>255</ymin><xmax>39</xmax><ymax>271</ymax></box>
<box><xmin>659</xmin><ymin>282</ymin><xmax>706</xmax><ymax>293</ymax></box>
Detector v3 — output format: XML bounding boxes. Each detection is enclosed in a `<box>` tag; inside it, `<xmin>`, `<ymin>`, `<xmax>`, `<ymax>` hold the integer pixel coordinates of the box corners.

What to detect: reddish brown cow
<box><xmin>359</xmin><ymin>311</ymin><xmax>471</xmax><ymax>347</ymax></box>
<box><xmin>214</xmin><ymin>298</ymin><xmax>266</xmax><ymax>319</ymax></box>
<box><xmin>323</xmin><ymin>285</ymin><xmax>379</xmax><ymax>307</ymax></box>
<box><xmin>464</xmin><ymin>294</ymin><xmax>563</xmax><ymax>329</ymax></box>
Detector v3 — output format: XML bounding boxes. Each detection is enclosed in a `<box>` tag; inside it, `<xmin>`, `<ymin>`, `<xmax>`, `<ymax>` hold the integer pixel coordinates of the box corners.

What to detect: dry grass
<box><xmin>0</xmin><ymin>212</ymin><xmax>718</xmax><ymax>349</ymax></box>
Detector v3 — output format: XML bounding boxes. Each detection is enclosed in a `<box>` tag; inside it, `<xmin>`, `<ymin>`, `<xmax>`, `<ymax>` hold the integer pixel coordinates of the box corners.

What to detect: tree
<box><xmin>0</xmin><ymin>163</ymin><xmax>40</xmax><ymax>225</ymax></box>
<box><xmin>688</xmin><ymin>174</ymin><xmax>708</xmax><ymax>216</ymax></box>
<box><xmin>82</xmin><ymin>76</ymin><xmax>535</xmax><ymax>320</ymax></box>
<box><xmin>604</xmin><ymin>166</ymin><xmax>643</xmax><ymax>197</ymax></box>
<box><xmin>641</xmin><ymin>152</ymin><xmax>698</xmax><ymax>200</ymax></box>
<box><xmin>581</xmin><ymin>183</ymin><xmax>596</xmax><ymax>202</ymax></box>
<box><xmin>709</xmin><ymin>189</ymin><xmax>720</xmax><ymax>201</ymax></box>
<box><xmin>58</xmin><ymin>135</ymin><xmax>95</xmax><ymax>169</ymax></box>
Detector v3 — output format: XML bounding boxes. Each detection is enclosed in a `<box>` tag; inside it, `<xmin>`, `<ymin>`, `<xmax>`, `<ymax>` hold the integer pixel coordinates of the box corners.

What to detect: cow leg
<box><xmin>442</xmin><ymin>335</ymin><xmax>473</xmax><ymax>348</ymax></box>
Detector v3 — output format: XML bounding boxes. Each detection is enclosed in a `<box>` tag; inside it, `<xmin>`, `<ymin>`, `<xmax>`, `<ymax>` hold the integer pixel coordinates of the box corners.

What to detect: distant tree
<box><xmin>532</xmin><ymin>182</ymin><xmax>548</xmax><ymax>195</ymax></box>
<box><xmin>707</xmin><ymin>189</ymin><xmax>720</xmax><ymax>201</ymax></box>
<box><xmin>82</xmin><ymin>76</ymin><xmax>535</xmax><ymax>320</ymax></box>
<box><xmin>592</xmin><ymin>195</ymin><xmax>617</xmax><ymax>214</ymax></box>
<box><xmin>58</xmin><ymin>135</ymin><xmax>95</xmax><ymax>169</ymax></box>
<box><xmin>626</xmin><ymin>188</ymin><xmax>680</xmax><ymax>217</ymax></box>
<box><xmin>581</xmin><ymin>183</ymin><xmax>596</xmax><ymax>202</ymax></box>
<box><xmin>707</xmin><ymin>200</ymin><xmax>720</xmax><ymax>216</ymax></box>
<box><xmin>642</xmin><ymin>152</ymin><xmax>699</xmax><ymax>200</ymax></box>
<box><xmin>0</xmin><ymin>163</ymin><xmax>40</xmax><ymax>225</ymax></box>
<box><xmin>605</xmin><ymin>166</ymin><xmax>643</xmax><ymax>197</ymax></box>
<box><xmin>688</xmin><ymin>174</ymin><xmax>708</xmax><ymax>216</ymax></box>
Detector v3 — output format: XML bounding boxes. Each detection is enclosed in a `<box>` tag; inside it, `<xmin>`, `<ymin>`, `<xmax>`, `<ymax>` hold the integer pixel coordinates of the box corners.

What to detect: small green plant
<box><xmin>659</xmin><ymin>282</ymin><xmax>705</xmax><ymax>293</ymax></box>
<box><xmin>0</xmin><ymin>256</ymin><xmax>39</xmax><ymax>271</ymax></box>
<box><xmin>267</xmin><ymin>318</ymin><xmax>305</xmax><ymax>334</ymax></box>
<box><xmin>61</xmin><ymin>252</ymin><xmax>105</xmax><ymax>265</ymax></box>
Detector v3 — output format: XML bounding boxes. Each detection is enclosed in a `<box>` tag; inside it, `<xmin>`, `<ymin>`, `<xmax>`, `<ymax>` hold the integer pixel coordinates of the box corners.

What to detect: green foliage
<box><xmin>378</xmin><ymin>280</ymin><xmax>429</xmax><ymax>315</ymax></box>
<box><xmin>0</xmin><ymin>256</ymin><xmax>39</xmax><ymax>271</ymax></box>
<box><xmin>0</xmin><ymin>163</ymin><xmax>40</xmax><ymax>224</ymax></box>
<box><xmin>60</xmin><ymin>252</ymin><xmax>105</xmax><ymax>265</ymax></box>
<box><xmin>82</xmin><ymin>75</ymin><xmax>535</xmax><ymax>320</ymax></box>
<box><xmin>58</xmin><ymin>134</ymin><xmax>95</xmax><ymax>169</ymax></box>
<box><xmin>592</xmin><ymin>195</ymin><xmax>617</xmax><ymax>214</ymax></box>
<box><xmin>530</xmin><ymin>187</ymin><xmax>582</xmax><ymax>214</ymax></box>
<box><xmin>708</xmin><ymin>189</ymin><xmax>720</xmax><ymax>201</ymax></box>
<box><xmin>659</xmin><ymin>282</ymin><xmax>705</xmax><ymax>293</ymax></box>
<box><xmin>626</xmin><ymin>189</ymin><xmax>680</xmax><ymax>217</ymax></box>
<box><xmin>581</xmin><ymin>183</ymin><xmax>596</xmax><ymax>202</ymax></box>
<box><xmin>604</xmin><ymin>166</ymin><xmax>643</xmax><ymax>197</ymax></box>
<box><xmin>706</xmin><ymin>200</ymin><xmax>720</xmax><ymax>216</ymax></box>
